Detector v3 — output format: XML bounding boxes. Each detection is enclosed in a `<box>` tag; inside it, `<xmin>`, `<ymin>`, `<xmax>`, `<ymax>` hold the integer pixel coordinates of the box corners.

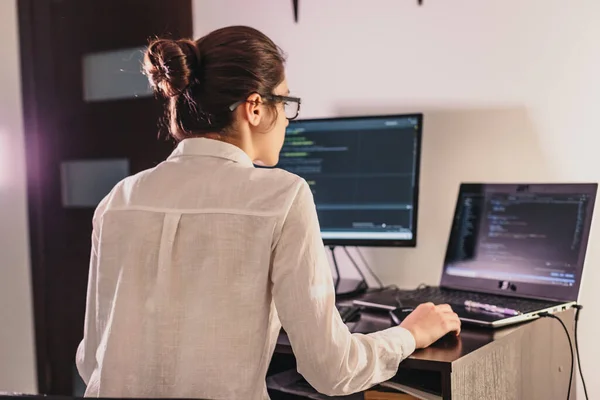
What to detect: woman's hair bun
<box><xmin>143</xmin><ymin>38</ymin><xmax>201</xmax><ymax>98</ymax></box>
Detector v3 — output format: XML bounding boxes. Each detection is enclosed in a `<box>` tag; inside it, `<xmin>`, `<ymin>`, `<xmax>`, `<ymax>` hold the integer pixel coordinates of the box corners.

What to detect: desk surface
<box><xmin>273</xmin><ymin>291</ymin><xmax>576</xmax><ymax>399</ymax></box>
<box><xmin>276</xmin><ymin>297</ymin><xmax>528</xmax><ymax>374</ymax></box>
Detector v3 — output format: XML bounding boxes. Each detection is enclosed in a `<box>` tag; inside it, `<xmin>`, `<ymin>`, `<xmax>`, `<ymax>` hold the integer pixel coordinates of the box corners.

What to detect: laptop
<box><xmin>362</xmin><ymin>183</ymin><xmax>597</xmax><ymax>328</ymax></box>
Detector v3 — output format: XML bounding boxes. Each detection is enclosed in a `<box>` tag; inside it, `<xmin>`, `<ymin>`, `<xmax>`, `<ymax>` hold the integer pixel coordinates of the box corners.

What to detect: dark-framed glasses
<box><xmin>229</xmin><ymin>94</ymin><xmax>302</xmax><ymax>120</ymax></box>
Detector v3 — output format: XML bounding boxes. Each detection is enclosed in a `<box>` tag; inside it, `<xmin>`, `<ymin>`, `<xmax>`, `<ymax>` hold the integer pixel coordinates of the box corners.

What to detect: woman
<box><xmin>76</xmin><ymin>26</ymin><xmax>460</xmax><ymax>399</ymax></box>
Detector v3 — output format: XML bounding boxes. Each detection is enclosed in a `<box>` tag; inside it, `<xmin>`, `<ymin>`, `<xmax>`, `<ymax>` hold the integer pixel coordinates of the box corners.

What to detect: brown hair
<box><xmin>143</xmin><ymin>26</ymin><xmax>286</xmax><ymax>141</ymax></box>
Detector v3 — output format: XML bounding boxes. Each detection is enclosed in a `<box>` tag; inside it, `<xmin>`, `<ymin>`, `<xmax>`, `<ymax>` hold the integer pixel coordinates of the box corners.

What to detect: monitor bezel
<box><xmin>440</xmin><ymin>182</ymin><xmax>598</xmax><ymax>302</ymax></box>
<box><xmin>283</xmin><ymin>113</ymin><xmax>423</xmax><ymax>248</ymax></box>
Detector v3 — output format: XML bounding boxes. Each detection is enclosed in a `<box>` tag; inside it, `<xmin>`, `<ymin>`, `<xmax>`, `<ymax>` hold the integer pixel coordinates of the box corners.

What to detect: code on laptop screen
<box><xmin>444</xmin><ymin>188</ymin><xmax>592</xmax><ymax>288</ymax></box>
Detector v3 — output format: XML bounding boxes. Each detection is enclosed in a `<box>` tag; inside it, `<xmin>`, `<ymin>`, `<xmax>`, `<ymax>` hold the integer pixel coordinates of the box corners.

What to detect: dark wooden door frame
<box><xmin>17</xmin><ymin>1</ymin><xmax>193</xmax><ymax>394</ymax></box>
<box><xmin>18</xmin><ymin>0</ymin><xmax>56</xmax><ymax>392</ymax></box>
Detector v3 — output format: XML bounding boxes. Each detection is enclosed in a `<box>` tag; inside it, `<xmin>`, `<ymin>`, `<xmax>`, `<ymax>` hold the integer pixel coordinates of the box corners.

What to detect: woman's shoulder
<box><xmin>249</xmin><ymin>166</ymin><xmax>308</xmax><ymax>194</ymax></box>
<box><xmin>243</xmin><ymin>167</ymin><xmax>312</xmax><ymax>211</ymax></box>
<box><xmin>91</xmin><ymin>167</ymin><xmax>158</xmax><ymax>217</ymax></box>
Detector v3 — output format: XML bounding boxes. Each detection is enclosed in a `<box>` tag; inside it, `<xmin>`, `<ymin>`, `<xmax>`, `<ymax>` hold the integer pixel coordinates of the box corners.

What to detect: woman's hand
<box><xmin>400</xmin><ymin>302</ymin><xmax>461</xmax><ymax>349</ymax></box>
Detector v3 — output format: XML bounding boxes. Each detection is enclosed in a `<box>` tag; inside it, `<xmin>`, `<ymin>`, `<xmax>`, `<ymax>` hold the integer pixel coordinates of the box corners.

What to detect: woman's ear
<box><xmin>242</xmin><ymin>93</ymin><xmax>263</xmax><ymax>127</ymax></box>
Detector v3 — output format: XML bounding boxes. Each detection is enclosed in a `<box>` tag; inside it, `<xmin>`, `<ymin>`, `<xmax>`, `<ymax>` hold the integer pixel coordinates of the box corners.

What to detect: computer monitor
<box><xmin>277</xmin><ymin>114</ymin><xmax>423</xmax><ymax>247</ymax></box>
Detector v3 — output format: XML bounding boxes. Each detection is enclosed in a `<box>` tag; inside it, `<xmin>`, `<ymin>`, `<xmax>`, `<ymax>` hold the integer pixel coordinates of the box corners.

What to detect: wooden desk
<box><xmin>270</xmin><ymin>308</ymin><xmax>576</xmax><ymax>399</ymax></box>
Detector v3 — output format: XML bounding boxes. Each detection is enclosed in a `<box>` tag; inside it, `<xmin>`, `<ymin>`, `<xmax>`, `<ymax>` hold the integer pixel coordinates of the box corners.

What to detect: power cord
<box><xmin>342</xmin><ymin>247</ymin><xmax>369</xmax><ymax>286</ymax></box>
<box><xmin>573</xmin><ymin>305</ymin><xmax>589</xmax><ymax>400</ymax></box>
<box><xmin>538</xmin><ymin>311</ymin><xmax>575</xmax><ymax>400</ymax></box>
<box><xmin>352</xmin><ymin>249</ymin><xmax>431</xmax><ymax>292</ymax></box>
<box><xmin>354</xmin><ymin>247</ymin><xmax>384</xmax><ymax>288</ymax></box>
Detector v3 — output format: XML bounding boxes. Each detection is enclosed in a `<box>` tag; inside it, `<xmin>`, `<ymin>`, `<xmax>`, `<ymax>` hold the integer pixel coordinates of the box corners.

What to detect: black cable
<box><xmin>329</xmin><ymin>246</ymin><xmax>341</xmax><ymax>290</ymax></box>
<box><xmin>538</xmin><ymin>312</ymin><xmax>574</xmax><ymax>400</ymax></box>
<box><xmin>354</xmin><ymin>247</ymin><xmax>384</xmax><ymax>288</ymax></box>
<box><xmin>342</xmin><ymin>246</ymin><xmax>369</xmax><ymax>287</ymax></box>
<box><xmin>573</xmin><ymin>305</ymin><xmax>589</xmax><ymax>400</ymax></box>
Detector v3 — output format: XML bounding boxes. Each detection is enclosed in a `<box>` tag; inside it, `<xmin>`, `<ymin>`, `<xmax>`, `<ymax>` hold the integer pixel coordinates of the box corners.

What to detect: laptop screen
<box><xmin>440</xmin><ymin>183</ymin><xmax>597</xmax><ymax>302</ymax></box>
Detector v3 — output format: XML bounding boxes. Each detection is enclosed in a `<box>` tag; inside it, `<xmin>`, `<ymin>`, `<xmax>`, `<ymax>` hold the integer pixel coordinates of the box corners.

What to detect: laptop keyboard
<box><xmin>397</xmin><ymin>286</ymin><xmax>560</xmax><ymax>314</ymax></box>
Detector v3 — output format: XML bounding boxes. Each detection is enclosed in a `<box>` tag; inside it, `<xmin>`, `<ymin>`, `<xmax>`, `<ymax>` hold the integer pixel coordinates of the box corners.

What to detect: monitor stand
<box><xmin>329</xmin><ymin>245</ymin><xmax>369</xmax><ymax>299</ymax></box>
<box><xmin>335</xmin><ymin>278</ymin><xmax>368</xmax><ymax>298</ymax></box>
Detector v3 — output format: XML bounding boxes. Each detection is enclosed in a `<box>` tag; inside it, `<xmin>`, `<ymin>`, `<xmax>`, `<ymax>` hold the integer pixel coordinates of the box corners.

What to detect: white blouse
<box><xmin>76</xmin><ymin>138</ymin><xmax>415</xmax><ymax>399</ymax></box>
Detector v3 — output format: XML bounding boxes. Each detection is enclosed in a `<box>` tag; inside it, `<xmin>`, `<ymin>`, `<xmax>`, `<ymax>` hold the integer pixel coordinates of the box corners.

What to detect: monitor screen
<box><xmin>276</xmin><ymin>114</ymin><xmax>422</xmax><ymax>246</ymax></box>
<box><xmin>441</xmin><ymin>183</ymin><xmax>597</xmax><ymax>302</ymax></box>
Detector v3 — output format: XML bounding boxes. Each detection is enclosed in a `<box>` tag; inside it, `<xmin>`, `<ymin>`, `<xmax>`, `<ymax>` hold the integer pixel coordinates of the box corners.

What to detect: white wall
<box><xmin>0</xmin><ymin>0</ymin><xmax>38</xmax><ymax>394</ymax></box>
<box><xmin>194</xmin><ymin>0</ymin><xmax>600</xmax><ymax>397</ymax></box>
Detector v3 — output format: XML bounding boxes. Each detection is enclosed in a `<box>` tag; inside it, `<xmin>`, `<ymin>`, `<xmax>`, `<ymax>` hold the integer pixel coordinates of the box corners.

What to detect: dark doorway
<box><xmin>17</xmin><ymin>0</ymin><xmax>193</xmax><ymax>394</ymax></box>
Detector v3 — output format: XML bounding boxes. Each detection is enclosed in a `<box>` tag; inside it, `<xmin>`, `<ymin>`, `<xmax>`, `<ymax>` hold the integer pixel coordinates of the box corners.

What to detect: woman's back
<box><xmin>76</xmin><ymin>25</ymin><xmax>460</xmax><ymax>400</ymax></box>
<box><xmin>77</xmin><ymin>138</ymin><xmax>303</xmax><ymax>399</ymax></box>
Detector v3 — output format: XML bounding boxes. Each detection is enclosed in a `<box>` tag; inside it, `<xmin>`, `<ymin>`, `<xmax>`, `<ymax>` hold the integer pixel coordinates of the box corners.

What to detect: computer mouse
<box><xmin>389</xmin><ymin>307</ymin><xmax>415</xmax><ymax>325</ymax></box>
